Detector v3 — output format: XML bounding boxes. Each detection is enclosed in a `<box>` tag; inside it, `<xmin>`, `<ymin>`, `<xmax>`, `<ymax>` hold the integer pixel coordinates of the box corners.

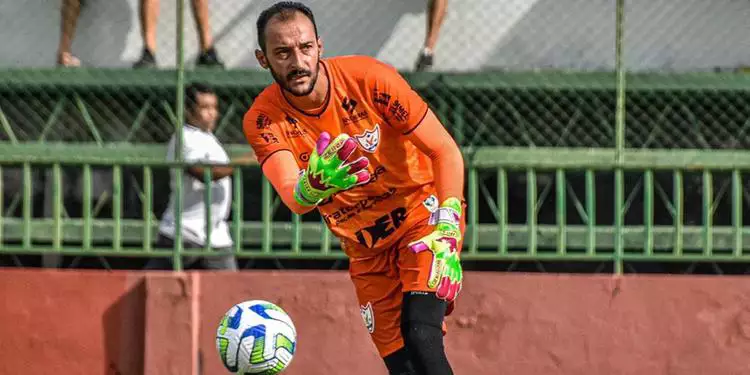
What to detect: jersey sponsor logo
<box><xmin>342</xmin><ymin>111</ymin><xmax>369</xmax><ymax>125</ymax></box>
<box><xmin>259</xmin><ymin>132</ymin><xmax>279</xmax><ymax>144</ymax></box>
<box><xmin>341</xmin><ymin>96</ymin><xmax>369</xmax><ymax>125</ymax></box>
<box><xmin>318</xmin><ymin>165</ymin><xmax>387</xmax><ymax>206</ymax></box>
<box><xmin>354</xmin><ymin>124</ymin><xmax>380</xmax><ymax>153</ymax></box>
<box><xmin>388</xmin><ymin>99</ymin><xmax>409</xmax><ymax>122</ymax></box>
<box><xmin>360</xmin><ymin>302</ymin><xmax>375</xmax><ymax>334</ymax></box>
<box><xmin>342</xmin><ymin>97</ymin><xmax>358</xmax><ymax>114</ymax></box>
<box><xmin>354</xmin><ymin>207</ymin><xmax>407</xmax><ymax>248</ymax></box>
<box><xmin>372</xmin><ymin>88</ymin><xmax>408</xmax><ymax>122</ymax></box>
<box><xmin>322</xmin><ymin>187</ymin><xmax>396</xmax><ymax>225</ymax></box>
<box><xmin>256</xmin><ymin>113</ymin><xmax>272</xmax><ymax>129</ymax></box>
<box><xmin>285</xmin><ymin>125</ymin><xmax>307</xmax><ymax>138</ymax></box>
<box><xmin>284</xmin><ymin>115</ymin><xmax>307</xmax><ymax>138</ymax></box>
<box><xmin>372</xmin><ymin>89</ymin><xmax>391</xmax><ymax>107</ymax></box>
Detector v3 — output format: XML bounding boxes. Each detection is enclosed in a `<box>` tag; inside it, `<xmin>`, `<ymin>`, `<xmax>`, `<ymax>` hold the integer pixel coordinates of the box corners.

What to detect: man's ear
<box><xmin>255</xmin><ymin>49</ymin><xmax>269</xmax><ymax>69</ymax></box>
<box><xmin>317</xmin><ymin>37</ymin><xmax>324</xmax><ymax>58</ymax></box>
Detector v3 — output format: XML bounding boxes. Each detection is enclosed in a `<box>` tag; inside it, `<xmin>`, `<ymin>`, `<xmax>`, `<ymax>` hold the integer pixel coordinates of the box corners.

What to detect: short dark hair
<box><xmin>256</xmin><ymin>1</ymin><xmax>318</xmax><ymax>52</ymax></box>
<box><xmin>185</xmin><ymin>82</ymin><xmax>215</xmax><ymax>111</ymax></box>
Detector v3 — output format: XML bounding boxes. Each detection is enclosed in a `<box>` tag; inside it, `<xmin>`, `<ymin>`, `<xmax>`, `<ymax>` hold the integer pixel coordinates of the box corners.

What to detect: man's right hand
<box><xmin>293</xmin><ymin>132</ymin><xmax>371</xmax><ymax>206</ymax></box>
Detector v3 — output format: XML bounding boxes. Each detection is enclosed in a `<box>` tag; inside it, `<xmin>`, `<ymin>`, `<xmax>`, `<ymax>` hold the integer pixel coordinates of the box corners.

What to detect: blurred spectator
<box><xmin>146</xmin><ymin>83</ymin><xmax>253</xmax><ymax>271</ymax></box>
<box><xmin>57</xmin><ymin>0</ymin><xmax>82</xmax><ymax>67</ymax></box>
<box><xmin>134</xmin><ymin>0</ymin><xmax>224</xmax><ymax>68</ymax></box>
<box><xmin>415</xmin><ymin>0</ymin><xmax>447</xmax><ymax>72</ymax></box>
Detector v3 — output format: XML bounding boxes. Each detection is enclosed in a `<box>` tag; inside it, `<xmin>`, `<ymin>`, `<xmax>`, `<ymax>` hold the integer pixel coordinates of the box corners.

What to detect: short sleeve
<box><xmin>242</xmin><ymin>107</ymin><xmax>291</xmax><ymax>166</ymax></box>
<box><xmin>365</xmin><ymin>60</ymin><xmax>429</xmax><ymax>134</ymax></box>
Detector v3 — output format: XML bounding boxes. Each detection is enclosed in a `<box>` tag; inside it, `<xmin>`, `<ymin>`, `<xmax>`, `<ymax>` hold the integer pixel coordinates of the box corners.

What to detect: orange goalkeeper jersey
<box><xmin>243</xmin><ymin>55</ymin><xmax>437</xmax><ymax>256</ymax></box>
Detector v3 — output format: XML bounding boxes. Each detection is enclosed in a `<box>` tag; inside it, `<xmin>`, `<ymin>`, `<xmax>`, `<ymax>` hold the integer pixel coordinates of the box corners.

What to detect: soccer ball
<box><xmin>216</xmin><ymin>300</ymin><xmax>297</xmax><ymax>374</ymax></box>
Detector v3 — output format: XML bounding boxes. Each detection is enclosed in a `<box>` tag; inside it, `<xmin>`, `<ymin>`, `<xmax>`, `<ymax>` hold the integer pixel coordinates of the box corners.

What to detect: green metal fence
<box><xmin>2</xmin><ymin>0</ymin><xmax>750</xmax><ymax>273</ymax></box>
<box><xmin>3</xmin><ymin>143</ymin><xmax>750</xmax><ymax>273</ymax></box>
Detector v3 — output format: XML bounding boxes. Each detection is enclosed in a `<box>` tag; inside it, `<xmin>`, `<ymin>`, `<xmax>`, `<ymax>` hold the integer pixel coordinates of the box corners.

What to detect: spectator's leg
<box><xmin>425</xmin><ymin>0</ymin><xmax>447</xmax><ymax>53</ymax></box>
<box><xmin>415</xmin><ymin>0</ymin><xmax>448</xmax><ymax>72</ymax></box>
<box><xmin>200</xmin><ymin>247</ymin><xmax>238</xmax><ymax>271</ymax></box>
<box><xmin>134</xmin><ymin>0</ymin><xmax>159</xmax><ymax>68</ymax></box>
<box><xmin>57</xmin><ymin>0</ymin><xmax>82</xmax><ymax>67</ymax></box>
<box><xmin>191</xmin><ymin>0</ymin><xmax>212</xmax><ymax>53</ymax></box>
<box><xmin>191</xmin><ymin>0</ymin><xmax>224</xmax><ymax>68</ymax></box>
<box><xmin>144</xmin><ymin>234</ymin><xmax>177</xmax><ymax>270</ymax></box>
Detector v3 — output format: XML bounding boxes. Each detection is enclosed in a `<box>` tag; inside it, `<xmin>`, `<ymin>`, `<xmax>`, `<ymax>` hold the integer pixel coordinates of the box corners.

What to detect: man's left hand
<box><xmin>408</xmin><ymin>197</ymin><xmax>464</xmax><ymax>302</ymax></box>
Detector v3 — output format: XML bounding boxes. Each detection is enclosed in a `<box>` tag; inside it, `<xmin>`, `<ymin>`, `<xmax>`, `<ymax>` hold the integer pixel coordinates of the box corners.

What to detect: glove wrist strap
<box><xmin>294</xmin><ymin>171</ymin><xmax>322</xmax><ymax>207</ymax></box>
<box><xmin>428</xmin><ymin>206</ymin><xmax>461</xmax><ymax>226</ymax></box>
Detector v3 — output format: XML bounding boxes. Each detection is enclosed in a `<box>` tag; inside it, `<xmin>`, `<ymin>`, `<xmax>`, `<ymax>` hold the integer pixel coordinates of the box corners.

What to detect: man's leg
<box><xmin>134</xmin><ymin>0</ymin><xmax>159</xmax><ymax>68</ymax></box>
<box><xmin>200</xmin><ymin>247</ymin><xmax>238</xmax><ymax>271</ymax></box>
<box><xmin>415</xmin><ymin>0</ymin><xmax>448</xmax><ymax>72</ymax></box>
<box><xmin>397</xmin><ymin>214</ymin><xmax>463</xmax><ymax>375</ymax></box>
<box><xmin>425</xmin><ymin>0</ymin><xmax>447</xmax><ymax>54</ymax></box>
<box><xmin>348</xmin><ymin>249</ymin><xmax>418</xmax><ymax>375</ymax></box>
<box><xmin>190</xmin><ymin>0</ymin><xmax>224</xmax><ymax>67</ymax></box>
<box><xmin>144</xmin><ymin>234</ymin><xmax>178</xmax><ymax>270</ymax></box>
<box><xmin>383</xmin><ymin>347</ymin><xmax>419</xmax><ymax>375</ymax></box>
<box><xmin>57</xmin><ymin>0</ymin><xmax>82</xmax><ymax>67</ymax></box>
<box><xmin>401</xmin><ymin>292</ymin><xmax>452</xmax><ymax>375</ymax></box>
<box><xmin>145</xmin><ymin>234</ymin><xmax>202</xmax><ymax>270</ymax></box>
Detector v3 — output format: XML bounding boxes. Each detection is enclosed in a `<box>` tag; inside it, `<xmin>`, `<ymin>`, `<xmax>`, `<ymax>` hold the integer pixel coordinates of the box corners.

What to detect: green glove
<box><xmin>408</xmin><ymin>197</ymin><xmax>464</xmax><ymax>302</ymax></box>
<box><xmin>294</xmin><ymin>132</ymin><xmax>371</xmax><ymax>206</ymax></box>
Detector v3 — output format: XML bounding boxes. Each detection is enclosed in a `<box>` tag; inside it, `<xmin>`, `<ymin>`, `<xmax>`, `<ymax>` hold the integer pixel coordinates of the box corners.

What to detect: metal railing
<box><xmin>3</xmin><ymin>144</ymin><xmax>750</xmax><ymax>273</ymax></box>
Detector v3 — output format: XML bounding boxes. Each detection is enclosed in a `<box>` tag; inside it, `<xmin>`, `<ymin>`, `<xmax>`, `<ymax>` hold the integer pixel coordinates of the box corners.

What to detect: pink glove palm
<box><xmin>294</xmin><ymin>132</ymin><xmax>370</xmax><ymax>206</ymax></box>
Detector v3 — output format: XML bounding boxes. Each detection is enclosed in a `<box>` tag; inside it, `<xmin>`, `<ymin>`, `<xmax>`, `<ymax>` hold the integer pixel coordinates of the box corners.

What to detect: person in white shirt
<box><xmin>147</xmin><ymin>83</ymin><xmax>253</xmax><ymax>270</ymax></box>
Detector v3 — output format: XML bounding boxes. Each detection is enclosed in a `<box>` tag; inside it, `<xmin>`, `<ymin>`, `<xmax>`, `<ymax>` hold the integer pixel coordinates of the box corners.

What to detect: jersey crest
<box><xmin>354</xmin><ymin>124</ymin><xmax>380</xmax><ymax>153</ymax></box>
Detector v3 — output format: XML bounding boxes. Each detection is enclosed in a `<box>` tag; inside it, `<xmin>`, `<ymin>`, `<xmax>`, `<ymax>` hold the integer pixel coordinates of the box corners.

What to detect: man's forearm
<box><xmin>431</xmin><ymin>143</ymin><xmax>465</xmax><ymax>204</ymax></box>
<box><xmin>262</xmin><ymin>163</ymin><xmax>317</xmax><ymax>215</ymax></box>
<box><xmin>187</xmin><ymin>165</ymin><xmax>234</xmax><ymax>181</ymax></box>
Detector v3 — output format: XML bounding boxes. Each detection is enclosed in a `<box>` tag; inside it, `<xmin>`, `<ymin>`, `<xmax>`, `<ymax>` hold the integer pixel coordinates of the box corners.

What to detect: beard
<box><xmin>270</xmin><ymin>61</ymin><xmax>320</xmax><ymax>97</ymax></box>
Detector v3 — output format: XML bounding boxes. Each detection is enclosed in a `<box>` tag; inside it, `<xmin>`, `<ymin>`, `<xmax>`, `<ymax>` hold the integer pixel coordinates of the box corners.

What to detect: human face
<box><xmin>186</xmin><ymin>92</ymin><xmax>219</xmax><ymax>132</ymax></box>
<box><xmin>256</xmin><ymin>12</ymin><xmax>322</xmax><ymax>97</ymax></box>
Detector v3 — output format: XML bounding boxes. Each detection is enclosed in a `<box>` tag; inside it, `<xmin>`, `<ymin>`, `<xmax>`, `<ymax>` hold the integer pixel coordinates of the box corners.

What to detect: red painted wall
<box><xmin>0</xmin><ymin>269</ymin><xmax>145</xmax><ymax>375</ymax></box>
<box><xmin>2</xmin><ymin>269</ymin><xmax>750</xmax><ymax>375</ymax></box>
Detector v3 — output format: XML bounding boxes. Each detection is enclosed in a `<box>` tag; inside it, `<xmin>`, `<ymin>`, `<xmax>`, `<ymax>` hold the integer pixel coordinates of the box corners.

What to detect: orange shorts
<box><xmin>347</xmin><ymin>207</ymin><xmax>465</xmax><ymax>358</ymax></box>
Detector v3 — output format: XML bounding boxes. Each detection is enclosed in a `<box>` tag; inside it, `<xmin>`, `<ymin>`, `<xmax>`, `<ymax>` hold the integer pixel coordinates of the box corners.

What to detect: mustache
<box><xmin>287</xmin><ymin>69</ymin><xmax>311</xmax><ymax>80</ymax></box>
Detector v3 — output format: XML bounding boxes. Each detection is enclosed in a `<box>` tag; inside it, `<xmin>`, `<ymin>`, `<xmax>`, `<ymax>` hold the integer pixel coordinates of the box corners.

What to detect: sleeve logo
<box><xmin>423</xmin><ymin>194</ymin><xmax>439</xmax><ymax>213</ymax></box>
<box><xmin>256</xmin><ymin>113</ymin><xmax>272</xmax><ymax>129</ymax></box>
<box><xmin>259</xmin><ymin>132</ymin><xmax>279</xmax><ymax>144</ymax></box>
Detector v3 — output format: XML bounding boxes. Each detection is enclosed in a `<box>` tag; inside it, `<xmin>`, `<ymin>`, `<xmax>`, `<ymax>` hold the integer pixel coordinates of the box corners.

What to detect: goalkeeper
<box><xmin>243</xmin><ymin>2</ymin><xmax>465</xmax><ymax>374</ymax></box>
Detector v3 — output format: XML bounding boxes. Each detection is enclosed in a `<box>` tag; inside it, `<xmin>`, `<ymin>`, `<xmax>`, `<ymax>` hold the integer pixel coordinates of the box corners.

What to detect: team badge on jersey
<box><xmin>423</xmin><ymin>194</ymin><xmax>439</xmax><ymax>213</ymax></box>
<box><xmin>355</xmin><ymin>124</ymin><xmax>380</xmax><ymax>153</ymax></box>
<box><xmin>360</xmin><ymin>302</ymin><xmax>375</xmax><ymax>334</ymax></box>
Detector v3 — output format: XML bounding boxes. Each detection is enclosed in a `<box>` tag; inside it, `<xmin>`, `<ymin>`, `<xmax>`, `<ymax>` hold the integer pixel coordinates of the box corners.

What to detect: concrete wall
<box><xmin>1</xmin><ymin>0</ymin><xmax>748</xmax><ymax>72</ymax></box>
<box><xmin>2</xmin><ymin>268</ymin><xmax>750</xmax><ymax>374</ymax></box>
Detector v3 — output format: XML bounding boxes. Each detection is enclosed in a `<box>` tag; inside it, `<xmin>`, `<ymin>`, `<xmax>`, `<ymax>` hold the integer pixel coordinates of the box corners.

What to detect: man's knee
<box><xmin>401</xmin><ymin>292</ymin><xmax>446</xmax><ymax>351</ymax></box>
<box><xmin>402</xmin><ymin>319</ymin><xmax>443</xmax><ymax>355</ymax></box>
<box><xmin>402</xmin><ymin>291</ymin><xmax>447</xmax><ymax>327</ymax></box>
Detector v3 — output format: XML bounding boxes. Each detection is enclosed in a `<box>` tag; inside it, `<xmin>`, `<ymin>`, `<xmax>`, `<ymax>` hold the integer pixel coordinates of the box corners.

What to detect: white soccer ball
<box><xmin>216</xmin><ymin>300</ymin><xmax>297</xmax><ymax>374</ymax></box>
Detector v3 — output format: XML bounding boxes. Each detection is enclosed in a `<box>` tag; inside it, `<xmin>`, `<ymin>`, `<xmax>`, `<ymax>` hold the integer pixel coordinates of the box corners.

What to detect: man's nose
<box><xmin>289</xmin><ymin>49</ymin><xmax>305</xmax><ymax>69</ymax></box>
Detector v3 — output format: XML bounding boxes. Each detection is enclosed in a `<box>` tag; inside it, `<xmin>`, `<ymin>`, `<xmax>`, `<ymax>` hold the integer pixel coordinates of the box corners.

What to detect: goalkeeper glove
<box><xmin>294</xmin><ymin>132</ymin><xmax>371</xmax><ymax>206</ymax></box>
<box><xmin>408</xmin><ymin>197</ymin><xmax>464</xmax><ymax>302</ymax></box>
